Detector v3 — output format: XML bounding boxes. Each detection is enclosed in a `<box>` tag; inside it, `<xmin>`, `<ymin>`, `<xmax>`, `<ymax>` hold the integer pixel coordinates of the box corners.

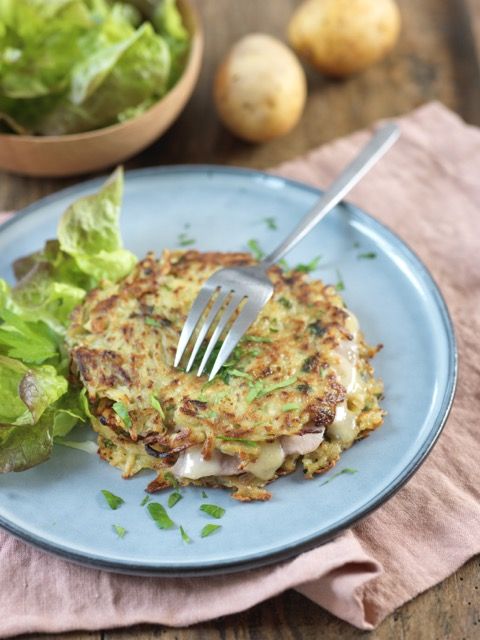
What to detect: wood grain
<box><xmin>4</xmin><ymin>1</ymin><xmax>480</xmax><ymax>639</ymax></box>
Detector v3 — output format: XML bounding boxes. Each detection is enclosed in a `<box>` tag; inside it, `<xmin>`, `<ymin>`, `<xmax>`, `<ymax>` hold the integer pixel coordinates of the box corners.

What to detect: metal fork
<box><xmin>174</xmin><ymin>122</ymin><xmax>400</xmax><ymax>380</ymax></box>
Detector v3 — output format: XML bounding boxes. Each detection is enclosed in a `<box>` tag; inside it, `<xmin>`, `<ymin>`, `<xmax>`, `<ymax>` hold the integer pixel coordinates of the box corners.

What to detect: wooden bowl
<box><xmin>0</xmin><ymin>0</ymin><xmax>203</xmax><ymax>178</ymax></box>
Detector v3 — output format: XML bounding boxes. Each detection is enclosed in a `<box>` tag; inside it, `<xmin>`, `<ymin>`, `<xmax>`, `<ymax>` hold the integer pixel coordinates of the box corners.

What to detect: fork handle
<box><xmin>261</xmin><ymin>122</ymin><xmax>400</xmax><ymax>268</ymax></box>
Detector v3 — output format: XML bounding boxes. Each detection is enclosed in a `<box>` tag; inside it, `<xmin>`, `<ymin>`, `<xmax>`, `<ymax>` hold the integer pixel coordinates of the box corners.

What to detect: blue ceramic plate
<box><xmin>0</xmin><ymin>167</ymin><xmax>456</xmax><ymax>576</ymax></box>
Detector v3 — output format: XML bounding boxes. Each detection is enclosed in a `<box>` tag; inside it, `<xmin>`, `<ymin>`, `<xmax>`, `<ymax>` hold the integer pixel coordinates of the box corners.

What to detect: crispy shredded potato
<box><xmin>67</xmin><ymin>250</ymin><xmax>384</xmax><ymax>500</ymax></box>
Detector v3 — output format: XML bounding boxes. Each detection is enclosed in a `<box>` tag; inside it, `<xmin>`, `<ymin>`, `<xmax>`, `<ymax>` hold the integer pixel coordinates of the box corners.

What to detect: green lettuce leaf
<box><xmin>12</xmin><ymin>267</ymin><xmax>87</xmax><ymax>333</ymax></box>
<box><xmin>0</xmin><ymin>168</ymin><xmax>136</xmax><ymax>473</ymax></box>
<box><xmin>39</xmin><ymin>22</ymin><xmax>170</xmax><ymax>135</ymax></box>
<box><xmin>52</xmin><ymin>388</ymin><xmax>88</xmax><ymax>437</ymax></box>
<box><xmin>0</xmin><ymin>355</ymin><xmax>67</xmax><ymax>426</ymax></box>
<box><xmin>0</xmin><ymin>296</ymin><xmax>60</xmax><ymax>363</ymax></box>
<box><xmin>0</xmin><ymin>1</ymin><xmax>187</xmax><ymax>135</ymax></box>
<box><xmin>57</xmin><ymin>167</ymin><xmax>137</xmax><ymax>281</ymax></box>
<box><xmin>10</xmin><ymin>167</ymin><xmax>135</xmax><ymax>331</ymax></box>
<box><xmin>0</xmin><ymin>411</ymin><xmax>54</xmax><ymax>473</ymax></box>
<box><xmin>0</xmin><ymin>389</ymin><xmax>88</xmax><ymax>473</ymax></box>
<box><xmin>153</xmin><ymin>0</ymin><xmax>188</xmax><ymax>41</ymax></box>
<box><xmin>0</xmin><ymin>0</ymin><xmax>188</xmax><ymax>135</ymax></box>
<box><xmin>153</xmin><ymin>0</ymin><xmax>189</xmax><ymax>88</ymax></box>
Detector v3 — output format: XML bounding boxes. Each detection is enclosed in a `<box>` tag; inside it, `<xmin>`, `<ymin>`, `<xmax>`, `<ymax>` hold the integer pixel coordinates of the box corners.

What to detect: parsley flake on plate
<box><xmin>200</xmin><ymin>504</ymin><xmax>225</xmax><ymax>519</ymax></box>
<box><xmin>357</xmin><ymin>252</ymin><xmax>377</xmax><ymax>260</ymax></box>
<box><xmin>321</xmin><ymin>468</ymin><xmax>358</xmax><ymax>486</ymax></box>
<box><xmin>180</xmin><ymin>526</ymin><xmax>192</xmax><ymax>543</ymax></box>
<box><xmin>264</xmin><ymin>216</ymin><xmax>277</xmax><ymax>230</ymax></box>
<box><xmin>178</xmin><ymin>232</ymin><xmax>195</xmax><ymax>247</ymax></box>
<box><xmin>247</xmin><ymin>239</ymin><xmax>265</xmax><ymax>261</ymax></box>
<box><xmin>168</xmin><ymin>491</ymin><xmax>183</xmax><ymax>508</ymax></box>
<box><xmin>101</xmin><ymin>490</ymin><xmax>124</xmax><ymax>510</ymax></box>
<box><xmin>294</xmin><ymin>255</ymin><xmax>321</xmax><ymax>273</ymax></box>
<box><xmin>113</xmin><ymin>524</ymin><xmax>127</xmax><ymax>538</ymax></box>
<box><xmin>201</xmin><ymin>524</ymin><xmax>222</xmax><ymax>538</ymax></box>
<box><xmin>140</xmin><ymin>494</ymin><xmax>151</xmax><ymax>507</ymax></box>
<box><xmin>335</xmin><ymin>269</ymin><xmax>345</xmax><ymax>291</ymax></box>
<box><xmin>147</xmin><ymin>502</ymin><xmax>175</xmax><ymax>529</ymax></box>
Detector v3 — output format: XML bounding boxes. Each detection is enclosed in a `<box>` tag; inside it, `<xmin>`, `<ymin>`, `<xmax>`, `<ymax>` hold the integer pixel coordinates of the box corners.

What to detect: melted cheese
<box><xmin>245</xmin><ymin>441</ymin><xmax>285</xmax><ymax>480</ymax></box>
<box><xmin>334</xmin><ymin>312</ymin><xmax>361</xmax><ymax>393</ymax></box>
<box><xmin>171</xmin><ymin>446</ymin><xmax>240</xmax><ymax>479</ymax></box>
<box><xmin>326</xmin><ymin>402</ymin><xmax>357</xmax><ymax>444</ymax></box>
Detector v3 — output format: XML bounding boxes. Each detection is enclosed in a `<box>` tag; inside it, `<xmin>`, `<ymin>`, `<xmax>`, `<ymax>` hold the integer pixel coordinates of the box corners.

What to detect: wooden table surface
<box><xmin>5</xmin><ymin>1</ymin><xmax>479</xmax><ymax>639</ymax></box>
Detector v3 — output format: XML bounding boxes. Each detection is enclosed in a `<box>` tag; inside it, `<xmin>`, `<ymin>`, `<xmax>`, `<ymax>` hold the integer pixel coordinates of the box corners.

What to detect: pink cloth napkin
<box><xmin>1</xmin><ymin>101</ymin><xmax>479</xmax><ymax>637</ymax></box>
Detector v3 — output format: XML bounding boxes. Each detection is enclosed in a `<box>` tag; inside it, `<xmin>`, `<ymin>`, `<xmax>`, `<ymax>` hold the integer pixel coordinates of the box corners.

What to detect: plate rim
<box><xmin>0</xmin><ymin>164</ymin><xmax>458</xmax><ymax>576</ymax></box>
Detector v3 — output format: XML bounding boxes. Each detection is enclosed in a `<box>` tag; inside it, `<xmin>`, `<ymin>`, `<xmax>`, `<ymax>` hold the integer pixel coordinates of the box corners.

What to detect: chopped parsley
<box><xmin>113</xmin><ymin>524</ymin><xmax>127</xmax><ymax>538</ymax></box>
<box><xmin>216</xmin><ymin>435</ymin><xmax>258</xmax><ymax>447</ymax></box>
<box><xmin>168</xmin><ymin>491</ymin><xmax>183</xmax><ymax>508</ymax></box>
<box><xmin>301</xmin><ymin>355</ymin><xmax>317</xmax><ymax>373</ymax></box>
<box><xmin>200</xmin><ymin>504</ymin><xmax>225</xmax><ymax>519</ymax></box>
<box><xmin>278</xmin><ymin>296</ymin><xmax>292</xmax><ymax>309</ymax></box>
<box><xmin>101</xmin><ymin>490</ymin><xmax>124</xmax><ymax>510</ymax></box>
<box><xmin>264</xmin><ymin>216</ymin><xmax>277</xmax><ymax>230</ymax></box>
<box><xmin>243</xmin><ymin>335</ymin><xmax>272</xmax><ymax>343</ymax></box>
<box><xmin>140</xmin><ymin>494</ymin><xmax>151</xmax><ymax>506</ymax></box>
<box><xmin>227</xmin><ymin>368</ymin><xmax>253</xmax><ymax>381</ymax></box>
<box><xmin>357</xmin><ymin>252</ymin><xmax>377</xmax><ymax>260</ymax></box>
<box><xmin>164</xmin><ymin>471</ymin><xmax>179</xmax><ymax>488</ymax></box>
<box><xmin>279</xmin><ymin>258</ymin><xmax>290</xmax><ymax>271</ymax></box>
<box><xmin>112</xmin><ymin>402</ymin><xmax>132</xmax><ymax>430</ymax></box>
<box><xmin>191</xmin><ymin>339</ymin><xmax>240</xmax><ymax>384</ymax></box>
<box><xmin>247</xmin><ymin>375</ymin><xmax>297</xmax><ymax>403</ymax></box>
<box><xmin>281</xmin><ymin>402</ymin><xmax>301</xmax><ymax>412</ymax></box>
<box><xmin>294</xmin><ymin>255</ymin><xmax>321</xmax><ymax>273</ymax></box>
<box><xmin>145</xmin><ymin>316</ymin><xmax>163</xmax><ymax>328</ymax></box>
<box><xmin>244</xmin><ymin>347</ymin><xmax>262</xmax><ymax>357</ymax></box>
<box><xmin>297</xmin><ymin>383</ymin><xmax>312</xmax><ymax>394</ymax></box>
<box><xmin>269</xmin><ymin>318</ymin><xmax>279</xmax><ymax>333</ymax></box>
<box><xmin>201</xmin><ymin>490</ymin><xmax>208</xmax><ymax>499</ymax></box>
<box><xmin>247</xmin><ymin>239</ymin><xmax>265</xmax><ymax>261</ymax></box>
<box><xmin>335</xmin><ymin>269</ymin><xmax>345</xmax><ymax>291</ymax></box>
<box><xmin>147</xmin><ymin>502</ymin><xmax>175</xmax><ymax>529</ymax></box>
<box><xmin>201</xmin><ymin>524</ymin><xmax>222</xmax><ymax>538</ymax></box>
<box><xmin>150</xmin><ymin>395</ymin><xmax>165</xmax><ymax>419</ymax></box>
<box><xmin>203</xmin><ymin>410</ymin><xmax>219</xmax><ymax>420</ymax></box>
<box><xmin>180</xmin><ymin>526</ymin><xmax>192</xmax><ymax>543</ymax></box>
<box><xmin>321</xmin><ymin>468</ymin><xmax>358</xmax><ymax>486</ymax></box>
<box><xmin>308</xmin><ymin>320</ymin><xmax>325</xmax><ymax>337</ymax></box>
<box><xmin>178</xmin><ymin>232</ymin><xmax>195</xmax><ymax>247</ymax></box>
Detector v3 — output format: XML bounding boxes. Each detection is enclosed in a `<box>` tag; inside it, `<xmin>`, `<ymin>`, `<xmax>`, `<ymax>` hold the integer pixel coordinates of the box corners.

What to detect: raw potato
<box><xmin>214</xmin><ymin>34</ymin><xmax>307</xmax><ymax>143</ymax></box>
<box><xmin>288</xmin><ymin>0</ymin><xmax>401</xmax><ymax>77</ymax></box>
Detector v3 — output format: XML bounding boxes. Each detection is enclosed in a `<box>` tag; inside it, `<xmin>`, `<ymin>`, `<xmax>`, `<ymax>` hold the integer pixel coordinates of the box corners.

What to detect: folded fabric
<box><xmin>1</xmin><ymin>101</ymin><xmax>479</xmax><ymax>637</ymax></box>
